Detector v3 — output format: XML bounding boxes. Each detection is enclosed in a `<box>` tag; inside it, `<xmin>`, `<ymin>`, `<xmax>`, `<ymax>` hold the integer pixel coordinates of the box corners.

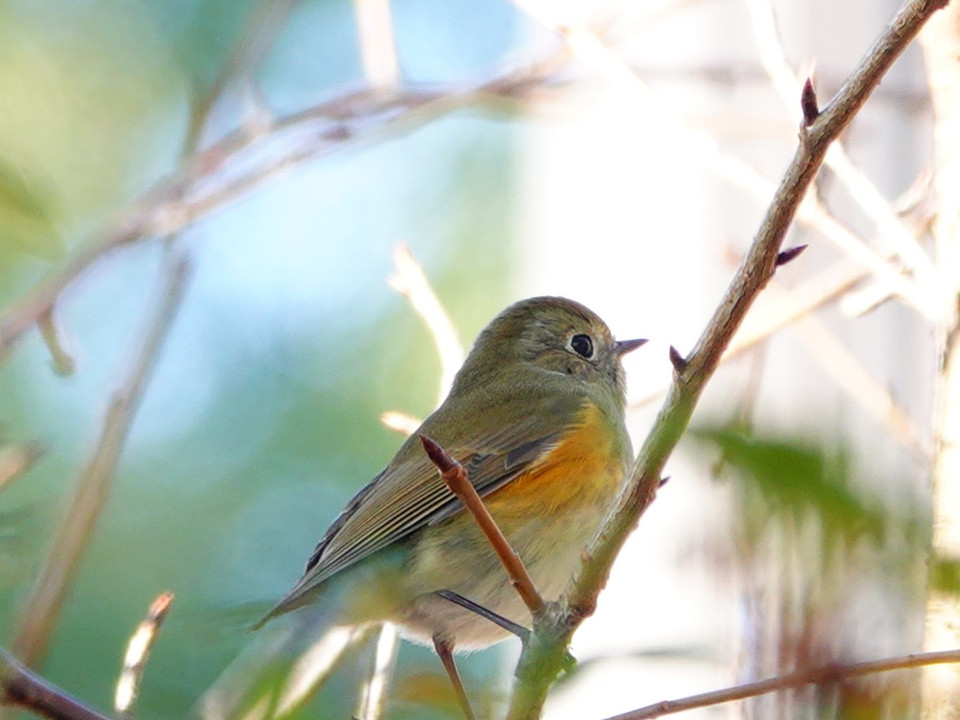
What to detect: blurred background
<box><xmin>0</xmin><ymin>0</ymin><xmax>952</xmax><ymax>718</ymax></box>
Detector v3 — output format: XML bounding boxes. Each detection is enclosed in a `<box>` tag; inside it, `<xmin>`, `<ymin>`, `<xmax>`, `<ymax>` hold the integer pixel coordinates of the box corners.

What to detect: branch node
<box><xmin>418</xmin><ymin>434</ymin><xmax>458</xmax><ymax>476</ymax></box>
<box><xmin>668</xmin><ymin>346</ymin><xmax>688</xmax><ymax>376</ymax></box>
<box><xmin>800</xmin><ymin>77</ymin><xmax>819</xmax><ymax>126</ymax></box>
<box><xmin>38</xmin><ymin>308</ymin><xmax>76</xmax><ymax>377</ymax></box>
<box><xmin>776</xmin><ymin>244</ymin><xmax>808</xmax><ymax>267</ymax></box>
<box><xmin>658</xmin><ymin>476</ymin><xmax>671</xmax><ymax>488</ymax></box>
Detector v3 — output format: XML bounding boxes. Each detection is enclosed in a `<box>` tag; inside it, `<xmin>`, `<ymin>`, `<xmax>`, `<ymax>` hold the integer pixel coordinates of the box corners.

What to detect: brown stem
<box><xmin>606</xmin><ymin>648</ymin><xmax>960</xmax><ymax>719</ymax></box>
<box><xmin>0</xmin><ymin>50</ymin><xmax>571</xmax><ymax>362</ymax></box>
<box><xmin>9</xmin><ymin>258</ymin><xmax>189</xmax><ymax>669</ymax></box>
<box><xmin>1</xmin><ymin>648</ymin><xmax>115</xmax><ymax>720</ymax></box>
<box><xmin>419</xmin><ymin>434</ymin><xmax>546</xmax><ymax>617</ymax></box>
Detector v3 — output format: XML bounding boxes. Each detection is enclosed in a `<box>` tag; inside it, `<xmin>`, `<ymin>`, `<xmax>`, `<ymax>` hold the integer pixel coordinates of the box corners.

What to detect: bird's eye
<box><xmin>570</xmin><ymin>334</ymin><xmax>594</xmax><ymax>359</ymax></box>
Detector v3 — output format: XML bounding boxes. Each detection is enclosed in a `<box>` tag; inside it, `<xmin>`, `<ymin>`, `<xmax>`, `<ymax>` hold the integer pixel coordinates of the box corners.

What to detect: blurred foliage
<box><xmin>930</xmin><ymin>556</ymin><xmax>960</xmax><ymax>596</ymax></box>
<box><xmin>0</xmin><ymin>0</ymin><xmax>187</xmax><ymax>271</ymax></box>
<box><xmin>0</xmin><ymin>0</ymin><xmax>522</xmax><ymax>718</ymax></box>
<box><xmin>697</xmin><ymin>426</ymin><xmax>928</xmax><ymax>561</ymax></box>
<box><xmin>695</xmin><ymin>426</ymin><xmax>931</xmax><ymax>719</ymax></box>
<box><xmin>0</xmin><ymin>159</ymin><xmax>61</xmax><ymax>260</ymax></box>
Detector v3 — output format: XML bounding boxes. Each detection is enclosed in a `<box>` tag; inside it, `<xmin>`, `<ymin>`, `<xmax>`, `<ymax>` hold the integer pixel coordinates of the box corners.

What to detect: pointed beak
<box><xmin>614</xmin><ymin>338</ymin><xmax>648</xmax><ymax>357</ymax></box>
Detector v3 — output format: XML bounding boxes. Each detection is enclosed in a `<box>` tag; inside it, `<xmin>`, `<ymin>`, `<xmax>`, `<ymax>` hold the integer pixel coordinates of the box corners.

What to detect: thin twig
<box><xmin>419</xmin><ymin>434</ymin><xmax>546</xmax><ymax>616</ymax></box>
<box><xmin>114</xmin><ymin>592</ymin><xmax>175</xmax><ymax>719</ymax></box>
<box><xmin>9</xmin><ymin>257</ymin><xmax>190</xmax><ymax>669</ymax></box>
<box><xmin>0</xmin><ymin>442</ymin><xmax>42</xmax><ymax>494</ymax></box>
<box><xmin>37</xmin><ymin>308</ymin><xmax>75</xmax><ymax>376</ymax></box>
<box><xmin>354</xmin><ymin>625</ymin><xmax>400</xmax><ymax>720</ymax></box>
<box><xmin>505</xmin><ymin>2</ymin><xmax>950</xmax><ymax>717</ymax></box>
<box><xmin>606</xmin><ymin>648</ymin><xmax>960</xmax><ymax>719</ymax></box>
<box><xmin>185</xmin><ymin>0</ymin><xmax>299</xmax><ymax>150</ymax></box>
<box><xmin>1</xmin><ymin>647</ymin><xmax>115</xmax><ymax>720</ymax></box>
<box><xmin>794</xmin><ymin>315</ymin><xmax>930</xmax><ymax>456</ymax></box>
<box><xmin>0</xmin><ymin>49</ymin><xmax>571</xmax><ymax>362</ymax></box>
<box><xmin>387</xmin><ymin>244</ymin><xmax>465</xmax><ymax>403</ymax></box>
<box><xmin>745</xmin><ymin>0</ymin><xmax>940</xmax><ymax>292</ymax></box>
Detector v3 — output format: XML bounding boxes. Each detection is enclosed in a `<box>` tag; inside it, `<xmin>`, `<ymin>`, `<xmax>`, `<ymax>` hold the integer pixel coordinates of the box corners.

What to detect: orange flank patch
<box><xmin>484</xmin><ymin>402</ymin><xmax>624</xmax><ymax>519</ymax></box>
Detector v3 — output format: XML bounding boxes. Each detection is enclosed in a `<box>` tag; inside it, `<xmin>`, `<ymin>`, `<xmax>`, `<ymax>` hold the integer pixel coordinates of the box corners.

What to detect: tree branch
<box><xmin>1</xmin><ymin>648</ymin><xmax>115</xmax><ymax>720</ymax></box>
<box><xmin>504</xmin><ymin>1</ymin><xmax>951</xmax><ymax>717</ymax></box>
<box><xmin>0</xmin><ymin>441</ymin><xmax>41</xmax><ymax>494</ymax></box>
<box><xmin>388</xmin><ymin>244</ymin><xmax>465</xmax><ymax>404</ymax></box>
<box><xmin>0</xmin><ymin>50</ymin><xmax>570</xmax><ymax>362</ymax></box>
<box><xmin>606</xmin><ymin>648</ymin><xmax>960</xmax><ymax>719</ymax></box>
<box><xmin>419</xmin><ymin>434</ymin><xmax>546</xmax><ymax>616</ymax></box>
<box><xmin>9</xmin><ymin>257</ymin><xmax>190</xmax><ymax>669</ymax></box>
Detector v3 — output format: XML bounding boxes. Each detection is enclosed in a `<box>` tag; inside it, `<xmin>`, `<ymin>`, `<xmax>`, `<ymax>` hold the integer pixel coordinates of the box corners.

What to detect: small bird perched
<box><xmin>199</xmin><ymin>296</ymin><xmax>645</xmax><ymax>720</ymax></box>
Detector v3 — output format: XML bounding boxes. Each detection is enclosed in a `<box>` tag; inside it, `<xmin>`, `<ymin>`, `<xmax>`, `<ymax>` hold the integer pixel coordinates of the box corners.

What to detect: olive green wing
<box><xmin>263</xmin><ymin>394</ymin><xmax>586</xmax><ymax>619</ymax></box>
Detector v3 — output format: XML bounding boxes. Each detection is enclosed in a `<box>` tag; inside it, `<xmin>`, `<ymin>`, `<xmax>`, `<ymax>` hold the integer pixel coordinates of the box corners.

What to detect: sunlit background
<box><xmin>0</xmin><ymin>0</ymin><xmax>943</xmax><ymax>718</ymax></box>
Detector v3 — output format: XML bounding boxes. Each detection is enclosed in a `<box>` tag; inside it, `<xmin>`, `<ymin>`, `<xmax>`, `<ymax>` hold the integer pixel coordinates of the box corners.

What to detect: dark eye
<box><xmin>570</xmin><ymin>334</ymin><xmax>594</xmax><ymax>359</ymax></box>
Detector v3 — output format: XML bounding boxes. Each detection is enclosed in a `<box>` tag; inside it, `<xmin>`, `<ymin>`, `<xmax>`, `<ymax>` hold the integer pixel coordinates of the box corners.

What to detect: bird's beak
<box><xmin>614</xmin><ymin>338</ymin><xmax>648</xmax><ymax>356</ymax></box>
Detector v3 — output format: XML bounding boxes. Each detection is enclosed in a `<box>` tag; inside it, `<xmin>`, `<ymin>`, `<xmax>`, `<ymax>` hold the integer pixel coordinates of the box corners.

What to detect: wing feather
<box><xmin>270</xmin><ymin>393</ymin><xmax>586</xmax><ymax>614</ymax></box>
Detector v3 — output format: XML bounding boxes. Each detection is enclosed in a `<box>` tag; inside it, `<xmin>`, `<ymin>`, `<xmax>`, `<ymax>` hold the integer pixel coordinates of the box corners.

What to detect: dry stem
<box><xmin>0</xmin><ymin>51</ymin><xmax>570</xmax><ymax>362</ymax></box>
<box><xmin>0</xmin><ymin>649</ymin><xmax>114</xmax><ymax>720</ymax></box>
<box><xmin>419</xmin><ymin>434</ymin><xmax>546</xmax><ymax>617</ymax></box>
<box><xmin>607</xmin><ymin>648</ymin><xmax>960</xmax><ymax>719</ymax></box>
<box><xmin>9</xmin><ymin>257</ymin><xmax>189</xmax><ymax>669</ymax></box>
<box><xmin>114</xmin><ymin>592</ymin><xmax>175</xmax><ymax>719</ymax></box>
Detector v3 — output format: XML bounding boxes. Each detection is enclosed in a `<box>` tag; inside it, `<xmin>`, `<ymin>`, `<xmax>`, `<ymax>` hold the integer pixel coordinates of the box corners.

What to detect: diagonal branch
<box><xmin>419</xmin><ymin>434</ymin><xmax>545</xmax><ymax>616</ymax></box>
<box><xmin>388</xmin><ymin>244</ymin><xmax>464</xmax><ymax>404</ymax></box>
<box><xmin>1</xmin><ymin>647</ymin><xmax>115</xmax><ymax>720</ymax></box>
<box><xmin>0</xmin><ymin>50</ymin><xmax>571</xmax><ymax>362</ymax></box>
<box><xmin>744</xmin><ymin>0</ymin><xmax>940</xmax><ymax>291</ymax></box>
<box><xmin>504</xmin><ymin>1</ymin><xmax>950</xmax><ymax>717</ymax></box>
<box><xmin>9</xmin><ymin>256</ymin><xmax>190</xmax><ymax>669</ymax></box>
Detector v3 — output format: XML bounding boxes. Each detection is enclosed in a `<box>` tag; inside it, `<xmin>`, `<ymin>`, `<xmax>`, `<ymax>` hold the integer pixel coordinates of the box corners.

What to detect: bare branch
<box><xmin>37</xmin><ymin>307</ymin><xmax>75</xmax><ymax>376</ymax></box>
<box><xmin>745</xmin><ymin>0</ymin><xmax>940</xmax><ymax>291</ymax></box>
<box><xmin>186</xmin><ymin>0</ymin><xmax>299</xmax><ymax>150</ymax></box>
<box><xmin>419</xmin><ymin>434</ymin><xmax>546</xmax><ymax>617</ymax></box>
<box><xmin>505</xmin><ymin>1</ymin><xmax>950</xmax><ymax>716</ymax></box>
<box><xmin>0</xmin><ymin>442</ymin><xmax>42</xmax><ymax>494</ymax></box>
<box><xmin>0</xmin><ymin>50</ymin><xmax>570</xmax><ymax>362</ymax></box>
<box><xmin>115</xmin><ymin>592</ymin><xmax>174</xmax><ymax>719</ymax></box>
<box><xmin>354</xmin><ymin>625</ymin><xmax>399</xmax><ymax>720</ymax></box>
<box><xmin>9</xmin><ymin>256</ymin><xmax>190</xmax><ymax>668</ymax></box>
<box><xmin>388</xmin><ymin>244</ymin><xmax>465</xmax><ymax>403</ymax></box>
<box><xmin>1</xmin><ymin>647</ymin><xmax>115</xmax><ymax>720</ymax></box>
<box><xmin>606</xmin><ymin>647</ymin><xmax>960</xmax><ymax>719</ymax></box>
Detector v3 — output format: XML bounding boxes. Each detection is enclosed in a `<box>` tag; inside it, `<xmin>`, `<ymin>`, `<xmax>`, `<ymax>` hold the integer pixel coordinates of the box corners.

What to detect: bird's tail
<box><xmin>194</xmin><ymin>610</ymin><xmax>378</xmax><ymax>720</ymax></box>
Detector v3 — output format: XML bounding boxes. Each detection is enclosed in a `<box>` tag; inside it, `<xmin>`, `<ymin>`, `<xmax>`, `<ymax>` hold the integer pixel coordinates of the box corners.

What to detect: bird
<box><xmin>198</xmin><ymin>296</ymin><xmax>645</xmax><ymax>720</ymax></box>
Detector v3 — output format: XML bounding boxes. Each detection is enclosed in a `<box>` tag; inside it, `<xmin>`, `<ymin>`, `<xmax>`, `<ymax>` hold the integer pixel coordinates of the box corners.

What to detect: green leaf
<box><xmin>695</xmin><ymin>428</ymin><xmax>889</xmax><ymax>549</ymax></box>
<box><xmin>930</xmin><ymin>556</ymin><xmax>960</xmax><ymax>595</ymax></box>
<box><xmin>0</xmin><ymin>159</ymin><xmax>62</xmax><ymax>260</ymax></box>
